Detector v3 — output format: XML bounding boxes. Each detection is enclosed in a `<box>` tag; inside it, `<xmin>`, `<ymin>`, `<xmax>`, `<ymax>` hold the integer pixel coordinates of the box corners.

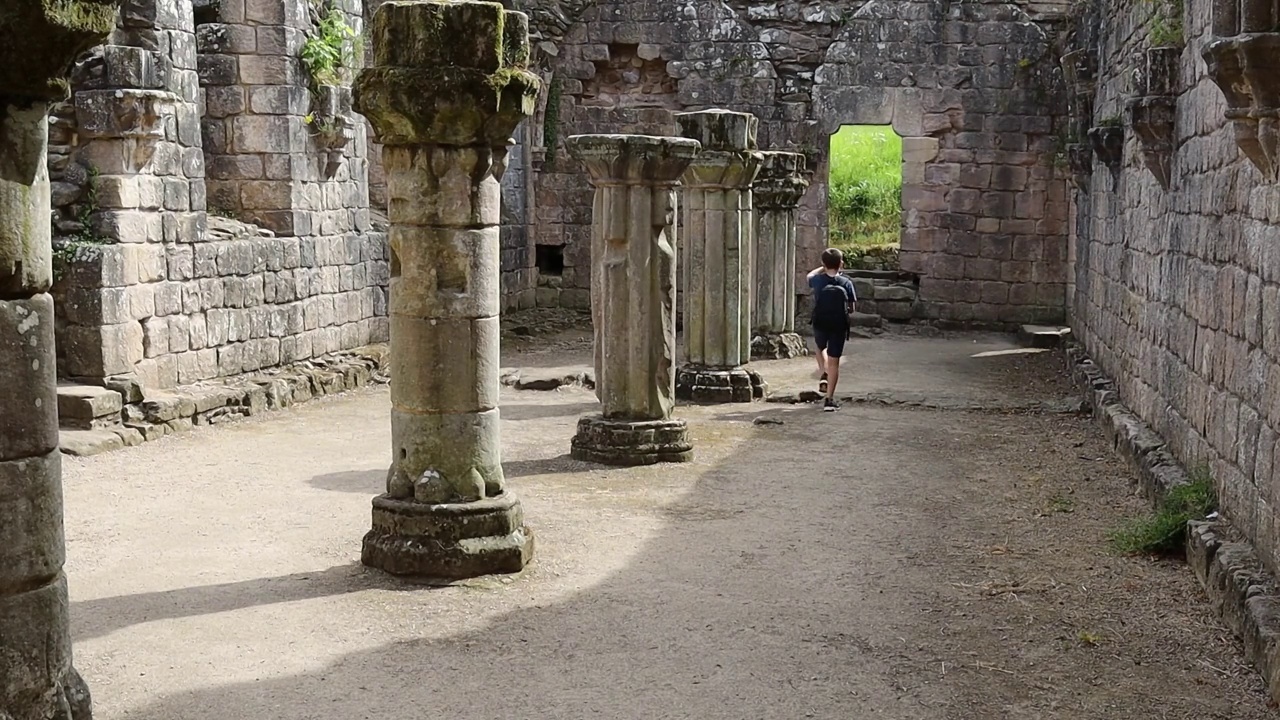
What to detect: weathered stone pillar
<box><xmin>751</xmin><ymin>151</ymin><xmax>810</xmax><ymax>360</ymax></box>
<box><xmin>674</xmin><ymin>110</ymin><xmax>766</xmax><ymax>403</ymax></box>
<box><xmin>1</xmin><ymin>3</ymin><xmax>119</xmax><ymax>717</ymax></box>
<box><xmin>567</xmin><ymin>134</ymin><xmax>700</xmax><ymax>466</ymax></box>
<box><xmin>354</xmin><ymin>0</ymin><xmax>538</xmax><ymax>578</ymax></box>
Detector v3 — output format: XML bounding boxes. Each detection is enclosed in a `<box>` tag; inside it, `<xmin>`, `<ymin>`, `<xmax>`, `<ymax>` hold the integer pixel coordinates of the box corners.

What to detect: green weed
<box><xmin>301</xmin><ymin>5</ymin><xmax>359</xmax><ymax>87</ymax></box>
<box><xmin>1107</xmin><ymin>468</ymin><xmax>1216</xmax><ymax>555</ymax></box>
<box><xmin>828</xmin><ymin>125</ymin><xmax>902</xmax><ymax>253</ymax></box>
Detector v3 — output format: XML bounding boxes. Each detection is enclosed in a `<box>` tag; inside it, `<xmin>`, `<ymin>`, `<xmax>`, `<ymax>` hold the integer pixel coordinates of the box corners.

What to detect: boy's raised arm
<box><xmin>806</xmin><ymin>266</ymin><xmax>825</xmax><ymax>279</ymax></box>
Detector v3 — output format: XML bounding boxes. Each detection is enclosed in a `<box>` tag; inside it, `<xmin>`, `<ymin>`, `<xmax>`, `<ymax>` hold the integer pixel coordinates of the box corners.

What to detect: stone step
<box><xmin>57</xmin><ymin>384</ymin><xmax>122</xmax><ymax>430</ymax></box>
<box><xmin>1019</xmin><ymin>324</ymin><xmax>1072</xmax><ymax>348</ymax></box>
<box><xmin>60</xmin><ymin>429</ymin><xmax>128</xmax><ymax>457</ymax></box>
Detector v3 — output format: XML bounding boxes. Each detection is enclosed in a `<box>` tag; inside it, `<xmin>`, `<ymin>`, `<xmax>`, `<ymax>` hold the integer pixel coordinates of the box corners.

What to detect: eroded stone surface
<box><xmin>676</xmin><ymin>110</ymin><xmax>763</xmax><ymax>403</ymax></box>
<box><xmin>675</xmin><ymin>366</ymin><xmax>767</xmax><ymax>404</ymax></box>
<box><xmin>1</xmin><ymin>6</ymin><xmax>118</xmax><ymax>716</ymax></box>
<box><xmin>566</xmin><ymin>133</ymin><xmax>699</xmax><ymax>464</ymax></box>
<box><xmin>753</xmin><ymin>151</ymin><xmax>808</xmax><ymax>339</ymax></box>
<box><xmin>750</xmin><ymin>331</ymin><xmax>808</xmax><ymax>360</ymax></box>
<box><xmin>570</xmin><ymin>414</ymin><xmax>692</xmax><ymax>466</ymax></box>
<box><xmin>357</xmin><ymin>0</ymin><xmax>535</xmax><ymax>578</ymax></box>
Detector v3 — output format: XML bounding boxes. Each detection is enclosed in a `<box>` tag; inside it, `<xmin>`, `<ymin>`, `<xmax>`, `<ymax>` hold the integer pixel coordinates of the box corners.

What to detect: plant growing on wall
<box><xmin>52</xmin><ymin>166</ymin><xmax>108</xmax><ymax>283</ymax></box>
<box><xmin>301</xmin><ymin>0</ymin><xmax>361</xmax><ymax>174</ymax></box>
<box><xmin>301</xmin><ymin>4</ymin><xmax>360</xmax><ymax>88</ymax></box>
<box><xmin>1147</xmin><ymin>0</ymin><xmax>1185</xmax><ymax>47</ymax></box>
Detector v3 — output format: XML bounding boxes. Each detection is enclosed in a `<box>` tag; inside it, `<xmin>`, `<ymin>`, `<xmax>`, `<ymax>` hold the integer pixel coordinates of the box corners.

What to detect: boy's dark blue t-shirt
<box><xmin>809</xmin><ymin>273</ymin><xmax>857</xmax><ymax>329</ymax></box>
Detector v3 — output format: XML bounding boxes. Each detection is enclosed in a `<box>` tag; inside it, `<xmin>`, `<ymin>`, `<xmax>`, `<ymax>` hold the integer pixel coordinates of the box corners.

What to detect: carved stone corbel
<box><xmin>1127</xmin><ymin>47</ymin><xmax>1180</xmax><ymax>187</ymax></box>
<box><xmin>1203</xmin><ymin>0</ymin><xmax>1280</xmax><ymax>180</ymax></box>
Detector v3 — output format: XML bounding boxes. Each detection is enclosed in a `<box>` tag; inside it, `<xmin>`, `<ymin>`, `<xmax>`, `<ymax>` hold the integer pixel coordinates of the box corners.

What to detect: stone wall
<box><xmin>518</xmin><ymin>0</ymin><xmax>1074</xmax><ymax>325</ymax></box>
<box><xmin>49</xmin><ymin>0</ymin><xmax>387</xmax><ymax>392</ymax></box>
<box><xmin>1073</xmin><ymin>0</ymin><xmax>1280</xmax><ymax>570</ymax></box>
<box><xmin>501</xmin><ymin>125</ymin><xmax>537</xmax><ymax>312</ymax></box>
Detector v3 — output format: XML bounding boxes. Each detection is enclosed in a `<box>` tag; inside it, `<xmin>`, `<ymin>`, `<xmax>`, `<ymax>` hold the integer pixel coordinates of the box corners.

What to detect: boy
<box><xmin>807</xmin><ymin>248</ymin><xmax>857</xmax><ymax>412</ymax></box>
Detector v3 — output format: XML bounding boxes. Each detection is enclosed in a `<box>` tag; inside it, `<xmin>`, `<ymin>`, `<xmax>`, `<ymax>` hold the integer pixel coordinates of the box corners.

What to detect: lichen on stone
<box><xmin>0</xmin><ymin>1</ymin><xmax>119</xmax><ymax>103</ymax></box>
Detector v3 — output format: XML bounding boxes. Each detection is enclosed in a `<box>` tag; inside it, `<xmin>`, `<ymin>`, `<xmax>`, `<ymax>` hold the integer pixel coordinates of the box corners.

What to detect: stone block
<box><xmin>204</xmin><ymin>86</ymin><xmax>246</xmax><ymax>118</ymax></box>
<box><xmin>674</xmin><ymin>109</ymin><xmax>758</xmax><ymax>152</ymax></box>
<box><xmin>56</xmin><ymin>384</ymin><xmax>122</xmax><ymax>422</ymax></box>
<box><xmin>249</xmin><ymin>85</ymin><xmax>308</xmax><ymax>115</ymax></box>
<box><xmin>239</xmin><ymin>55</ymin><xmax>300</xmax><ymax>85</ymax></box>
<box><xmin>0</xmin><ymin>296</ymin><xmax>58</xmax><ymax>458</ymax></box>
<box><xmin>61</xmin><ymin>322</ymin><xmax>145</xmax><ymax>378</ymax></box>
<box><xmin>231</xmin><ymin>115</ymin><xmax>293</xmax><ymax>153</ymax></box>
<box><xmin>60</xmin><ymin>429</ymin><xmax>124</xmax><ymax>457</ymax></box>
<box><xmin>901</xmin><ymin>137</ymin><xmax>940</xmax><ymax>164</ymax></box>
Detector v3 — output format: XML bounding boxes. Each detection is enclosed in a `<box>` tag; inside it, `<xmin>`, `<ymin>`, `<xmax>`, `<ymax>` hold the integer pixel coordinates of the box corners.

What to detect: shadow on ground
<box><xmin>67</xmin><ymin>334</ymin><xmax>1272</xmax><ymax>719</ymax></box>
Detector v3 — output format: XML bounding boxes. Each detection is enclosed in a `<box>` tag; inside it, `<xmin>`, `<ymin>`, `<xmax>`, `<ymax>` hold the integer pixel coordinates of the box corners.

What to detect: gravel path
<box><xmin>62</xmin><ymin>329</ymin><xmax>1273</xmax><ymax>719</ymax></box>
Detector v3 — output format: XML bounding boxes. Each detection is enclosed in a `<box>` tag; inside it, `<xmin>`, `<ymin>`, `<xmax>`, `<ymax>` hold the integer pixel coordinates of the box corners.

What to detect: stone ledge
<box><xmin>1187</xmin><ymin>521</ymin><xmax>1280</xmax><ymax>705</ymax></box>
<box><xmin>1065</xmin><ymin>344</ymin><xmax>1189</xmax><ymax>504</ymax></box>
<box><xmin>1066</xmin><ymin>344</ymin><xmax>1280</xmax><ymax>703</ymax></box>
<box><xmin>60</xmin><ymin>344</ymin><xmax>389</xmax><ymax>456</ymax></box>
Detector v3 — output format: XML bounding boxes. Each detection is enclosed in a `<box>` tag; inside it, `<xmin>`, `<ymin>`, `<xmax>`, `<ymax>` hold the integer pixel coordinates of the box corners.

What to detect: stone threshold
<box><xmin>1065</xmin><ymin>344</ymin><xmax>1280</xmax><ymax>705</ymax></box>
<box><xmin>60</xmin><ymin>345</ymin><xmax>389</xmax><ymax>457</ymax></box>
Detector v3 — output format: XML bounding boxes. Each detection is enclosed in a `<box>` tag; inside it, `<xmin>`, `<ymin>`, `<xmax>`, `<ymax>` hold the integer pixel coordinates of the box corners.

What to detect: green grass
<box><xmin>1108</xmin><ymin>468</ymin><xmax>1217</xmax><ymax>556</ymax></box>
<box><xmin>828</xmin><ymin>125</ymin><xmax>903</xmax><ymax>253</ymax></box>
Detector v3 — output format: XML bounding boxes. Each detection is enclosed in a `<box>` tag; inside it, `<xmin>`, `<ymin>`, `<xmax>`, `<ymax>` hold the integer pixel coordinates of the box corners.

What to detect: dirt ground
<box><xmin>62</xmin><ymin>322</ymin><xmax>1274</xmax><ymax>719</ymax></box>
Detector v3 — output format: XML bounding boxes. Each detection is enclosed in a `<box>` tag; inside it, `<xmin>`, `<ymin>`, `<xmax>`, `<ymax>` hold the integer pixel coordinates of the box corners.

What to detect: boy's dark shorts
<box><xmin>813</xmin><ymin>326</ymin><xmax>847</xmax><ymax>358</ymax></box>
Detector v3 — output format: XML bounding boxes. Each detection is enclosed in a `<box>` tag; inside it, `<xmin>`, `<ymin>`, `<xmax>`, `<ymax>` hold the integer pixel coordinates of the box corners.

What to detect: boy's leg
<box><xmin>825</xmin><ymin>333</ymin><xmax>846</xmax><ymax>399</ymax></box>
<box><xmin>813</xmin><ymin>328</ymin><xmax>829</xmax><ymax>393</ymax></box>
<box><xmin>813</xmin><ymin>332</ymin><xmax>828</xmax><ymax>375</ymax></box>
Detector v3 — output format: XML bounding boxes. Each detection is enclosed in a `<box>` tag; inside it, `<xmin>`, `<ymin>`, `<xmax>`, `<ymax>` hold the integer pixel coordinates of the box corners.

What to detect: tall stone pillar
<box><xmin>1</xmin><ymin>3</ymin><xmax>120</xmax><ymax>717</ymax></box>
<box><xmin>567</xmin><ymin>134</ymin><xmax>700</xmax><ymax>466</ymax></box>
<box><xmin>674</xmin><ymin>110</ymin><xmax>766</xmax><ymax>403</ymax></box>
<box><xmin>751</xmin><ymin>151</ymin><xmax>810</xmax><ymax>360</ymax></box>
<box><xmin>354</xmin><ymin>0</ymin><xmax>538</xmax><ymax>579</ymax></box>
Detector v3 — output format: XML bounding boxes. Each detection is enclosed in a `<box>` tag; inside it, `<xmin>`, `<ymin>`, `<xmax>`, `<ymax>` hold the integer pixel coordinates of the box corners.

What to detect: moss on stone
<box><xmin>356</xmin><ymin>66</ymin><xmax>539</xmax><ymax>147</ymax></box>
<box><xmin>0</xmin><ymin>1</ymin><xmax>118</xmax><ymax>102</ymax></box>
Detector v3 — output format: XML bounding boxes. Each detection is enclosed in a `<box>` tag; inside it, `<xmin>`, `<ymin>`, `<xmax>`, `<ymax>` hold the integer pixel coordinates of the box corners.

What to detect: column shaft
<box><xmin>1</xmin><ymin>4</ymin><xmax>118</xmax><ymax>717</ymax></box>
<box><xmin>674</xmin><ymin>110</ymin><xmax>765</xmax><ymax>403</ymax></box>
<box><xmin>569</xmin><ymin>134</ymin><xmax>699</xmax><ymax>465</ymax></box>
<box><xmin>355</xmin><ymin>0</ymin><xmax>539</xmax><ymax>579</ymax></box>
<box><xmin>750</xmin><ymin>151</ymin><xmax>810</xmax><ymax>360</ymax></box>
<box><xmin>0</xmin><ymin>106</ymin><xmax>95</xmax><ymax>720</ymax></box>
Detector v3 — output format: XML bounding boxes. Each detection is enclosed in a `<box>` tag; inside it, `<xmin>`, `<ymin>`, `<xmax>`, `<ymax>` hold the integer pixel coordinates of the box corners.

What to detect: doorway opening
<box><xmin>827</xmin><ymin>125</ymin><xmax>902</xmax><ymax>261</ymax></box>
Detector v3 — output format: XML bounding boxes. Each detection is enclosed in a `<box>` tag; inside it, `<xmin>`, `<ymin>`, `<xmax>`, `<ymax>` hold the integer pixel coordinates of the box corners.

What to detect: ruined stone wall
<box><xmin>49</xmin><ymin>0</ymin><xmax>387</xmax><ymax>391</ymax></box>
<box><xmin>524</xmin><ymin>0</ymin><xmax>1073</xmax><ymax>325</ymax></box>
<box><xmin>501</xmin><ymin>126</ymin><xmax>537</xmax><ymax>311</ymax></box>
<box><xmin>1075</xmin><ymin>0</ymin><xmax>1280</xmax><ymax>569</ymax></box>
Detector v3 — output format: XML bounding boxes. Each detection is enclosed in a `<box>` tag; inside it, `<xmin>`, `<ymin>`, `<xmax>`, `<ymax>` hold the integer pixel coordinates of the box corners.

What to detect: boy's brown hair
<box><xmin>820</xmin><ymin>248</ymin><xmax>844</xmax><ymax>270</ymax></box>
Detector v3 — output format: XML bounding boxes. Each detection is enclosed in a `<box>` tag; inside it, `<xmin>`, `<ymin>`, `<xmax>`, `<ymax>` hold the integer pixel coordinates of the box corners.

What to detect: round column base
<box><xmin>675</xmin><ymin>365</ymin><xmax>767</xmax><ymax>403</ymax></box>
<box><xmin>570</xmin><ymin>414</ymin><xmax>693</xmax><ymax>466</ymax></box>
<box><xmin>361</xmin><ymin>492</ymin><xmax>533</xmax><ymax>579</ymax></box>
<box><xmin>751</xmin><ymin>332</ymin><xmax>809</xmax><ymax>360</ymax></box>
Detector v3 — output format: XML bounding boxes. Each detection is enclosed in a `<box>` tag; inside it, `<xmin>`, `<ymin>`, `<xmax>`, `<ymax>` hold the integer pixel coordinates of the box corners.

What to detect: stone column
<box><xmin>566</xmin><ymin>134</ymin><xmax>700</xmax><ymax>466</ymax></box>
<box><xmin>674</xmin><ymin>110</ymin><xmax>766</xmax><ymax>403</ymax></box>
<box><xmin>751</xmin><ymin>151</ymin><xmax>810</xmax><ymax>360</ymax></box>
<box><xmin>354</xmin><ymin>0</ymin><xmax>538</xmax><ymax>578</ymax></box>
<box><xmin>1</xmin><ymin>3</ymin><xmax>119</xmax><ymax>717</ymax></box>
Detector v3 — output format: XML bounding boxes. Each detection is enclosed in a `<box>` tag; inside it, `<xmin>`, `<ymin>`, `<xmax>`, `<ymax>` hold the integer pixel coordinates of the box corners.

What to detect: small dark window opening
<box><xmin>194</xmin><ymin>0</ymin><xmax>221</xmax><ymax>25</ymax></box>
<box><xmin>536</xmin><ymin>244</ymin><xmax>564</xmax><ymax>276</ymax></box>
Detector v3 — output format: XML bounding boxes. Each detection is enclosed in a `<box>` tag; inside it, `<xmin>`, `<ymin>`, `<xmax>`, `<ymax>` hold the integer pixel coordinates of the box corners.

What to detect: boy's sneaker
<box><xmin>818</xmin><ymin>373</ymin><xmax>829</xmax><ymax>394</ymax></box>
<box><xmin>823</xmin><ymin>397</ymin><xmax>839</xmax><ymax>412</ymax></box>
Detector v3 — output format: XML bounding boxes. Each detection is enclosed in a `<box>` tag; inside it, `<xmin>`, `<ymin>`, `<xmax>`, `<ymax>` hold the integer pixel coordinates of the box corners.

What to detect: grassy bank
<box><xmin>828</xmin><ymin>125</ymin><xmax>902</xmax><ymax>254</ymax></box>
